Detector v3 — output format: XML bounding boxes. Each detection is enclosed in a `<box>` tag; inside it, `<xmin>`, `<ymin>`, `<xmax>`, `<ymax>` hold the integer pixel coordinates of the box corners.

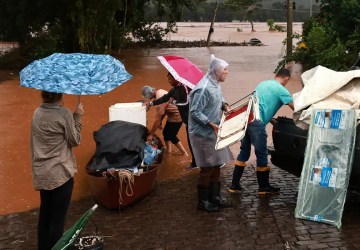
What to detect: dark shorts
<box><xmin>163</xmin><ymin>121</ymin><xmax>182</xmax><ymax>144</ymax></box>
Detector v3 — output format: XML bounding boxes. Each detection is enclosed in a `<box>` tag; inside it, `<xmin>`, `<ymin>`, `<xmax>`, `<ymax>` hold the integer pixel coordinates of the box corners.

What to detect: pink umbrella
<box><xmin>157</xmin><ymin>55</ymin><xmax>204</xmax><ymax>89</ymax></box>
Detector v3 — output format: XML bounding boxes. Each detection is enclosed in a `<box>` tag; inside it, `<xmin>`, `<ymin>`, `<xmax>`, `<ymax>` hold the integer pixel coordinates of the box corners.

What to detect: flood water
<box><xmin>0</xmin><ymin>22</ymin><xmax>303</xmax><ymax>214</ymax></box>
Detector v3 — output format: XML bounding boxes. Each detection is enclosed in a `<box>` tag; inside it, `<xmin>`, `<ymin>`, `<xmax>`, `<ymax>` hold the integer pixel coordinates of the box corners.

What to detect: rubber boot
<box><xmin>197</xmin><ymin>186</ymin><xmax>219</xmax><ymax>212</ymax></box>
<box><xmin>256</xmin><ymin>169</ymin><xmax>280</xmax><ymax>195</ymax></box>
<box><xmin>228</xmin><ymin>164</ymin><xmax>245</xmax><ymax>193</ymax></box>
<box><xmin>256</xmin><ymin>168</ymin><xmax>270</xmax><ymax>189</ymax></box>
<box><xmin>209</xmin><ymin>182</ymin><xmax>233</xmax><ymax>208</ymax></box>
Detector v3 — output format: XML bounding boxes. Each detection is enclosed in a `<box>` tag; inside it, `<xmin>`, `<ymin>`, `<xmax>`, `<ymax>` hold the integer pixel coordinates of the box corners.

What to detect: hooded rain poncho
<box><xmin>188</xmin><ymin>55</ymin><xmax>234</xmax><ymax>167</ymax></box>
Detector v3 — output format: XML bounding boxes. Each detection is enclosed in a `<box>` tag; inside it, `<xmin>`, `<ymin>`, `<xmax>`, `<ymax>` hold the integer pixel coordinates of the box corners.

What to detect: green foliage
<box><xmin>0</xmin><ymin>0</ymin><xmax>197</xmax><ymax>59</ymax></box>
<box><xmin>24</xmin><ymin>26</ymin><xmax>60</xmax><ymax>59</ymax></box>
<box><xmin>274</xmin><ymin>24</ymin><xmax>286</xmax><ymax>32</ymax></box>
<box><xmin>267</xmin><ymin>19</ymin><xmax>285</xmax><ymax>32</ymax></box>
<box><xmin>226</xmin><ymin>0</ymin><xmax>262</xmax><ymax>9</ymax></box>
<box><xmin>346</xmin><ymin>26</ymin><xmax>360</xmax><ymax>56</ymax></box>
<box><xmin>301</xmin><ymin>17</ymin><xmax>316</xmax><ymax>39</ymax></box>
<box><xmin>318</xmin><ymin>0</ymin><xmax>360</xmax><ymax>41</ymax></box>
<box><xmin>306</xmin><ymin>25</ymin><xmax>349</xmax><ymax>70</ymax></box>
<box><xmin>267</xmin><ymin>19</ymin><xmax>275</xmax><ymax>31</ymax></box>
<box><xmin>225</xmin><ymin>0</ymin><xmax>262</xmax><ymax>23</ymax></box>
<box><xmin>132</xmin><ymin>22</ymin><xmax>169</xmax><ymax>43</ymax></box>
<box><xmin>277</xmin><ymin>0</ymin><xmax>360</xmax><ymax>72</ymax></box>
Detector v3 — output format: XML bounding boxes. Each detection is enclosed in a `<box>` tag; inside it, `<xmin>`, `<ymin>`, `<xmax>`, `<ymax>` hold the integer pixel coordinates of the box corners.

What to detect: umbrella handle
<box><xmin>77</xmin><ymin>95</ymin><xmax>81</xmax><ymax>104</ymax></box>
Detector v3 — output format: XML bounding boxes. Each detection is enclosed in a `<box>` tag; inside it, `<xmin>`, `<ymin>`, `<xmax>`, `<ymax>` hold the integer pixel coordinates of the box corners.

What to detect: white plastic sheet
<box><xmin>292</xmin><ymin>66</ymin><xmax>360</xmax><ymax>129</ymax></box>
<box><xmin>295</xmin><ymin>109</ymin><xmax>357</xmax><ymax>228</ymax></box>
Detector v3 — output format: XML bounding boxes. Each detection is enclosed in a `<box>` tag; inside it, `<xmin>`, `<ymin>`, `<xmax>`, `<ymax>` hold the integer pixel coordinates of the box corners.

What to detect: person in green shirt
<box><xmin>229</xmin><ymin>68</ymin><xmax>294</xmax><ymax>195</ymax></box>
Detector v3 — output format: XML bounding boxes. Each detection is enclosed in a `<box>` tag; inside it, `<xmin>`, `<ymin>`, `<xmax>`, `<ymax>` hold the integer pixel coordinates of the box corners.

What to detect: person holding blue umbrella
<box><xmin>31</xmin><ymin>91</ymin><xmax>83</xmax><ymax>250</ymax></box>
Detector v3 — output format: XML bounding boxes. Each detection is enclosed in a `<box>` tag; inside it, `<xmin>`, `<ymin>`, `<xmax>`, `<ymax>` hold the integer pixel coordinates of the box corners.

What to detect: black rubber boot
<box><xmin>197</xmin><ymin>186</ymin><xmax>219</xmax><ymax>212</ymax></box>
<box><xmin>256</xmin><ymin>169</ymin><xmax>269</xmax><ymax>189</ymax></box>
<box><xmin>256</xmin><ymin>170</ymin><xmax>280</xmax><ymax>195</ymax></box>
<box><xmin>230</xmin><ymin>166</ymin><xmax>245</xmax><ymax>189</ymax></box>
<box><xmin>209</xmin><ymin>182</ymin><xmax>233</xmax><ymax>208</ymax></box>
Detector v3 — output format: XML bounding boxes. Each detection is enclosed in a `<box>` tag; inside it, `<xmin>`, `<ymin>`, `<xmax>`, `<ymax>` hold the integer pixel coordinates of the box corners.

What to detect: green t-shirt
<box><xmin>255</xmin><ymin>79</ymin><xmax>292</xmax><ymax>125</ymax></box>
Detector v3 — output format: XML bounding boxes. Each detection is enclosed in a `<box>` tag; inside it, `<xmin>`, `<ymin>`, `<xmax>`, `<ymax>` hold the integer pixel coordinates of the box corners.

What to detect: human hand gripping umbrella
<box><xmin>20</xmin><ymin>53</ymin><xmax>132</xmax><ymax>96</ymax></box>
<box><xmin>20</xmin><ymin>53</ymin><xmax>131</xmax><ymax>249</ymax></box>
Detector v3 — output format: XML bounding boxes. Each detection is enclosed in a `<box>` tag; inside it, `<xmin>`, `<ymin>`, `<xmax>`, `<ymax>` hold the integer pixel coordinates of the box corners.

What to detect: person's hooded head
<box><xmin>207</xmin><ymin>54</ymin><xmax>229</xmax><ymax>82</ymax></box>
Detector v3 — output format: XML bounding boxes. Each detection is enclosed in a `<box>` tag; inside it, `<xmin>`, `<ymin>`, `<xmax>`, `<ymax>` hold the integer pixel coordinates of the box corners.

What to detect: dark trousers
<box><xmin>198</xmin><ymin>166</ymin><xmax>221</xmax><ymax>187</ymax></box>
<box><xmin>185</xmin><ymin>125</ymin><xmax>197</xmax><ymax>167</ymax></box>
<box><xmin>163</xmin><ymin>121</ymin><xmax>182</xmax><ymax>144</ymax></box>
<box><xmin>38</xmin><ymin>178</ymin><xmax>74</xmax><ymax>250</ymax></box>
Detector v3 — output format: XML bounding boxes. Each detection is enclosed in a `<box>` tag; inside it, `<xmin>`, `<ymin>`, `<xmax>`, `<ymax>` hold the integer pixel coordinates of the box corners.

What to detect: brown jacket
<box><xmin>30</xmin><ymin>103</ymin><xmax>82</xmax><ymax>190</ymax></box>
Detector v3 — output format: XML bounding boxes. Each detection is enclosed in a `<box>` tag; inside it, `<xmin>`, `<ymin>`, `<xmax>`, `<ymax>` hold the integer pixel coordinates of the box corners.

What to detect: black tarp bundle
<box><xmin>86</xmin><ymin>120</ymin><xmax>147</xmax><ymax>172</ymax></box>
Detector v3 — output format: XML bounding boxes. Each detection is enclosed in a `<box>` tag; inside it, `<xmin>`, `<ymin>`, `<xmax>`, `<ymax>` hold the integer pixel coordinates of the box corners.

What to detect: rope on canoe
<box><xmin>117</xmin><ymin>169</ymin><xmax>135</xmax><ymax>205</ymax></box>
<box><xmin>105</xmin><ymin>169</ymin><xmax>136</xmax><ymax>205</ymax></box>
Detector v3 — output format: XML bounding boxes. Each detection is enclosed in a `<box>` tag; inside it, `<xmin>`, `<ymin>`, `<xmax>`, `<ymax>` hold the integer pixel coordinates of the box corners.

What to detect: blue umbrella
<box><xmin>20</xmin><ymin>53</ymin><xmax>132</xmax><ymax>95</ymax></box>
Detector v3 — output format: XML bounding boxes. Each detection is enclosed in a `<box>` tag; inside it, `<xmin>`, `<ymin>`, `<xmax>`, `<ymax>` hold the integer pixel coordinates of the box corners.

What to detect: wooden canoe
<box><xmin>86</xmin><ymin>151</ymin><xmax>164</xmax><ymax>210</ymax></box>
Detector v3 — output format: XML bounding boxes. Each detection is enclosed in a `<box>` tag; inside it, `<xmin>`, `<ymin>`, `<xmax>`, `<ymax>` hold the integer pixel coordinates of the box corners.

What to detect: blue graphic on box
<box><xmin>319</xmin><ymin>167</ymin><xmax>333</xmax><ymax>187</ymax></box>
<box><xmin>314</xmin><ymin>109</ymin><xmax>347</xmax><ymax>129</ymax></box>
<box><xmin>314</xmin><ymin>111</ymin><xmax>326</xmax><ymax>127</ymax></box>
<box><xmin>330</xmin><ymin>110</ymin><xmax>346</xmax><ymax>129</ymax></box>
<box><xmin>310</xmin><ymin>157</ymin><xmax>338</xmax><ymax>188</ymax></box>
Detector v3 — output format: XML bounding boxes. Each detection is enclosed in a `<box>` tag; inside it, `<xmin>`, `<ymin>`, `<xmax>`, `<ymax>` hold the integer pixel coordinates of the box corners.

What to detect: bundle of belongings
<box><xmin>293</xmin><ymin>65</ymin><xmax>360</xmax><ymax>129</ymax></box>
<box><xmin>86</xmin><ymin>120</ymin><xmax>162</xmax><ymax>175</ymax></box>
<box><xmin>144</xmin><ymin>133</ymin><xmax>162</xmax><ymax>165</ymax></box>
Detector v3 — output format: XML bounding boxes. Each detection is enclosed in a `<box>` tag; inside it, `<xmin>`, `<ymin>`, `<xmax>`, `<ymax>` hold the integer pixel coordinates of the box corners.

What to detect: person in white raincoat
<box><xmin>189</xmin><ymin>55</ymin><xmax>234</xmax><ymax>212</ymax></box>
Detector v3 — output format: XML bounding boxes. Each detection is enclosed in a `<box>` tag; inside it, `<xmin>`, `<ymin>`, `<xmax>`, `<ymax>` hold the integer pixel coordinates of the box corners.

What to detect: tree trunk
<box><xmin>206</xmin><ymin>2</ymin><xmax>219</xmax><ymax>46</ymax></box>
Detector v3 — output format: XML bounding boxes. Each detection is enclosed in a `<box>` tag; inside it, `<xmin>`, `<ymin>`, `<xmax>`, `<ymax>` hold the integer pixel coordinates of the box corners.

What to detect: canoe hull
<box><xmin>86</xmin><ymin>164</ymin><xmax>161</xmax><ymax>210</ymax></box>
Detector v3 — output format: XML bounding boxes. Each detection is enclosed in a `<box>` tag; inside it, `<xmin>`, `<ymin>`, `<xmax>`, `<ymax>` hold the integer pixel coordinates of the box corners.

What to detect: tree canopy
<box><xmin>0</xmin><ymin>0</ymin><xmax>196</xmax><ymax>57</ymax></box>
<box><xmin>278</xmin><ymin>0</ymin><xmax>360</xmax><ymax>71</ymax></box>
<box><xmin>224</xmin><ymin>0</ymin><xmax>262</xmax><ymax>31</ymax></box>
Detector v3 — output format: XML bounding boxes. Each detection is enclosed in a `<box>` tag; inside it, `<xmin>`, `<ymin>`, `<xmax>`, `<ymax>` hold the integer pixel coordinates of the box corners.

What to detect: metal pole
<box><xmin>310</xmin><ymin>0</ymin><xmax>313</xmax><ymax>17</ymax></box>
<box><xmin>207</xmin><ymin>2</ymin><xmax>219</xmax><ymax>46</ymax></box>
<box><xmin>287</xmin><ymin>0</ymin><xmax>293</xmax><ymax>57</ymax></box>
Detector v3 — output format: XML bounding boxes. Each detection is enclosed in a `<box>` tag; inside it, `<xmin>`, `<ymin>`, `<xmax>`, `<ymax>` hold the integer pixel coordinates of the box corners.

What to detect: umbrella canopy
<box><xmin>157</xmin><ymin>55</ymin><xmax>204</xmax><ymax>89</ymax></box>
<box><xmin>51</xmin><ymin>204</ymin><xmax>98</xmax><ymax>250</ymax></box>
<box><xmin>20</xmin><ymin>53</ymin><xmax>132</xmax><ymax>95</ymax></box>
